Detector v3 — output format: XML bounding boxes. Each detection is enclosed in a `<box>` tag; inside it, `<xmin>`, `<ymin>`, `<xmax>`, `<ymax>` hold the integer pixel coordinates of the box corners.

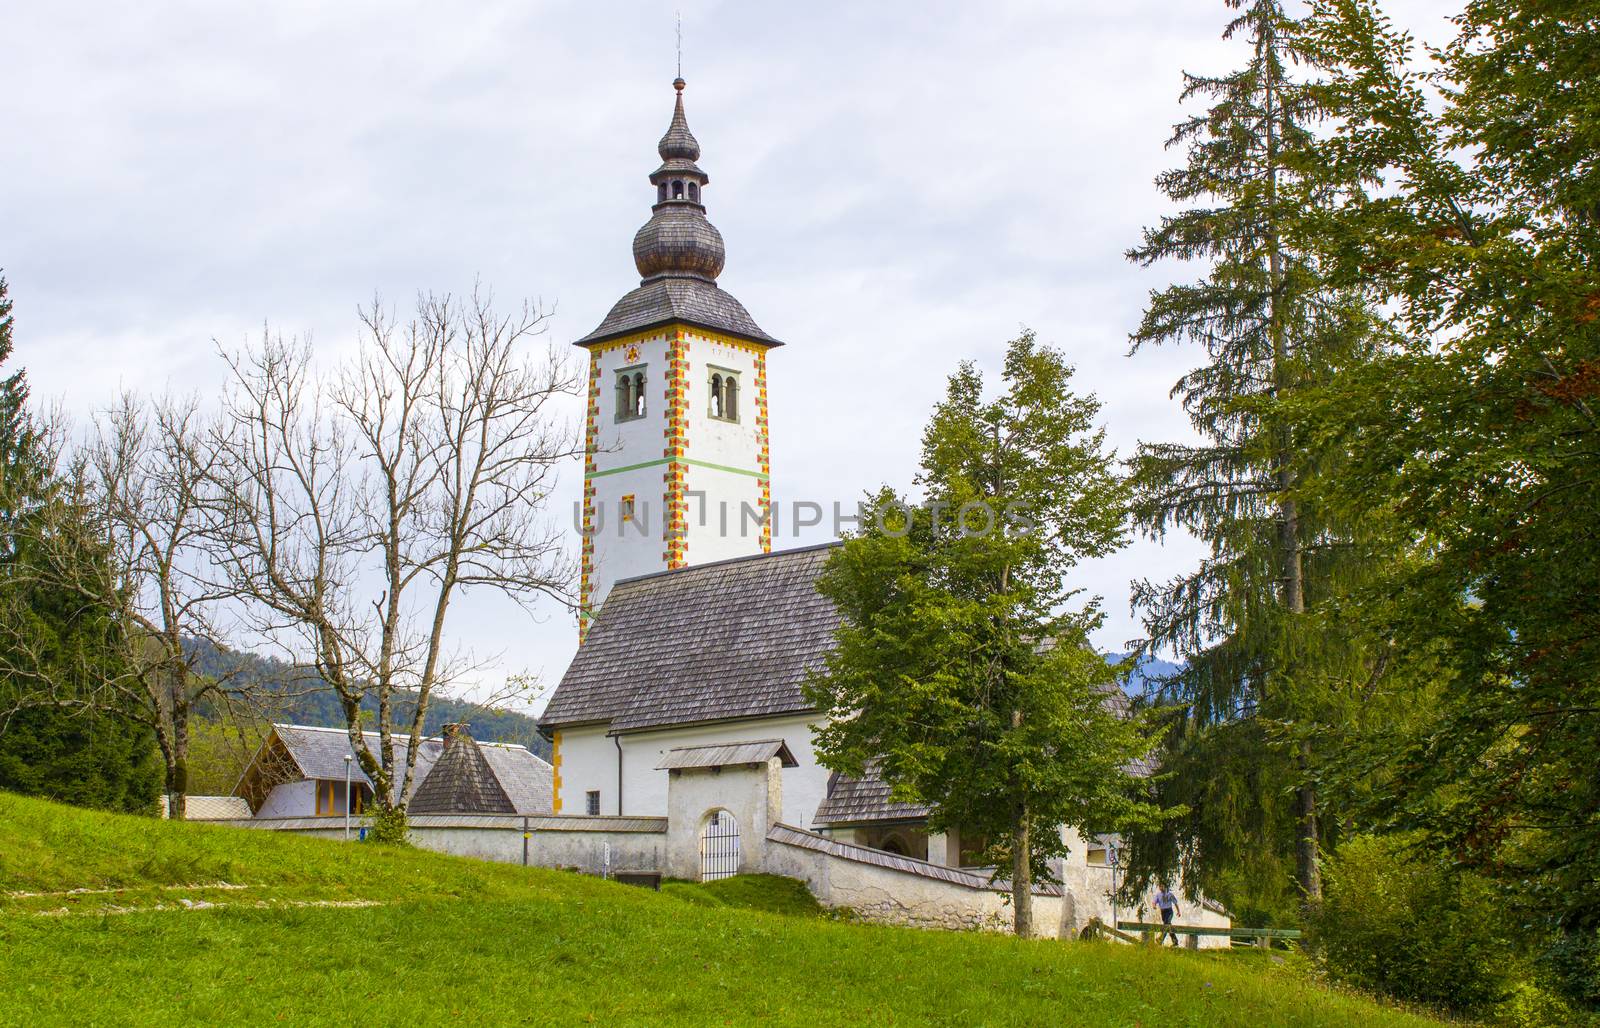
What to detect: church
<box><xmin>538</xmin><ymin>76</ymin><xmax>964</xmax><ymax>860</ymax></box>
<box><xmin>538</xmin><ymin>78</ymin><xmax>1155</xmax><ymax>878</ymax></box>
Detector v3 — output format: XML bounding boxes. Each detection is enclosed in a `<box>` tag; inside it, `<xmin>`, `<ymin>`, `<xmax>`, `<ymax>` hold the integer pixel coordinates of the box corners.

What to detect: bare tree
<box><xmin>211</xmin><ymin>289</ymin><xmax>580</xmax><ymax>824</ymax></box>
<box><xmin>0</xmin><ymin>397</ymin><xmax>247</xmax><ymax>818</ymax></box>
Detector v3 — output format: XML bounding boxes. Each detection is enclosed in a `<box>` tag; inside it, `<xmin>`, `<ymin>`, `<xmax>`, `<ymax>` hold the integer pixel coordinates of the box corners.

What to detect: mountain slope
<box><xmin>186</xmin><ymin>639</ymin><xmax>551</xmax><ymax>758</ymax></box>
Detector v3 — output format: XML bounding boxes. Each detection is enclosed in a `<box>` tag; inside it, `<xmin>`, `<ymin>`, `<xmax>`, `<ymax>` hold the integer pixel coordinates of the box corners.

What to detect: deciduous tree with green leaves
<box><xmin>1292</xmin><ymin>0</ymin><xmax>1600</xmax><ymax>1004</ymax></box>
<box><xmin>805</xmin><ymin>332</ymin><xmax>1168</xmax><ymax>938</ymax></box>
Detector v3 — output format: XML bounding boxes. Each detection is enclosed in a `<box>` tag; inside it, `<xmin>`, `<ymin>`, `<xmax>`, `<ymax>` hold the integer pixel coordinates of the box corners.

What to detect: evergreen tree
<box><xmin>0</xmin><ymin>273</ymin><xmax>159</xmax><ymax>813</ymax></box>
<box><xmin>1123</xmin><ymin>0</ymin><xmax>1396</xmax><ymax>911</ymax></box>
<box><xmin>805</xmin><ymin>332</ymin><xmax>1168</xmax><ymax>938</ymax></box>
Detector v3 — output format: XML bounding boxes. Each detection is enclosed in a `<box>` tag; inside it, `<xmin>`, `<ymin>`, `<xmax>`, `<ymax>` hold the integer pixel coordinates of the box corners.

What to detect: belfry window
<box><xmin>708</xmin><ymin>366</ymin><xmax>740</xmax><ymax>423</ymax></box>
<box><xmin>616</xmin><ymin>365</ymin><xmax>647</xmax><ymax>423</ymax></box>
<box><xmin>657</xmin><ymin>182</ymin><xmax>668</xmax><ymax>203</ymax></box>
<box><xmin>687</xmin><ymin>182</ymin><xmax>699</xmax><ymax>202</ymax></box>
<box><xmin>672</xmin><ymin>180</ymin><xmax>685</xmax><ymax>199</ymax></box>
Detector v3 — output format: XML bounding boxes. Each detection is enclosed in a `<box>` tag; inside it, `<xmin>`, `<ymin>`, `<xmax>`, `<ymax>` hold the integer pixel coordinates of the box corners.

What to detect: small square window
<box><xmin>707</xmin><ymin>366</ymin><xmax>740</xmax><ymax>423</ymax></box>
<box><xmin>616</xmin><ymin>365</ymin><xmax>647</xmax><ymax>423</ymax></box>
<box><xmin>620</xmin><ymin>495</ymin><xmax>636</xmax><ymax>520</ymax></box>
<box><xmin>585</xmin><ymin>790</ymin><xmax>601</xmax><ymax>816</ymax></box>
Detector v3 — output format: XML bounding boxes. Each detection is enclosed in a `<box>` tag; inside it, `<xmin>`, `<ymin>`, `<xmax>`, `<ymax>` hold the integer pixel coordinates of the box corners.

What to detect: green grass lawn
<box><xmin>0</xmin><ymin>792</ymin><xmax>1439</xmax><ymax>1027</ymax></box>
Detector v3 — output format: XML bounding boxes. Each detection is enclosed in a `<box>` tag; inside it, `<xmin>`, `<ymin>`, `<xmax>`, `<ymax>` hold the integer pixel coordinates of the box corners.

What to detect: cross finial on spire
<box><xmin>676</xmin><ymin>11</ymin><xmax>683</xmax><ymax>82</ymax></box>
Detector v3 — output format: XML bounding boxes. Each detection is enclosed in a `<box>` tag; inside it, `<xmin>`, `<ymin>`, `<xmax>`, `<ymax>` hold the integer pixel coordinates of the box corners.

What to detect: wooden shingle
<box><xmin>541</xmin><ymin>543</ymin><xmax>841</xmax><ymax>733</ymax></box>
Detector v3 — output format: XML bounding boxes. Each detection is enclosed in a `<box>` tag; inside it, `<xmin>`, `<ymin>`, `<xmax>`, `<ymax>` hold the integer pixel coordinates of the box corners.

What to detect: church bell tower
<box><xmin>576</xmin><ymin>78</ymin><xmax>781</xmax><ymax>636</ymax></box>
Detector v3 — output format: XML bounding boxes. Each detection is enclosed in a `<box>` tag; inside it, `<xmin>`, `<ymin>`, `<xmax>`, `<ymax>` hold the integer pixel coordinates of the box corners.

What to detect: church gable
<box><xmin>541</xmin><ymin>543</ymin><xmax>841</xmax><ymax>734</ymax></box>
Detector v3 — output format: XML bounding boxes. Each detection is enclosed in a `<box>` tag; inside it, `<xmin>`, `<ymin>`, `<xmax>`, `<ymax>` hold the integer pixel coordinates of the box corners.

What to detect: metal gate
<box><xmin>700</xmin><ymin>810</ymin><xmax>740</xmax><ymax>881</ymax></box>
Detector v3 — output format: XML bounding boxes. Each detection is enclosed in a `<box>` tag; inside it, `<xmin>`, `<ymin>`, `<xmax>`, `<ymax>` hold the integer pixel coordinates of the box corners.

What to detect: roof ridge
<box><xmin>610</xmin><ymin>540</ymin><xmax>841</xmax><ymax>589</ymax></box>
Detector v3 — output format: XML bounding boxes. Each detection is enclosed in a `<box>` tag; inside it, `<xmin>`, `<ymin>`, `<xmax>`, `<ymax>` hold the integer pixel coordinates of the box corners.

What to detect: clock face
<box><xmin>625</xmin><ymin>344</ymin><xmax>640</xmax><ymax>363</ymax></box>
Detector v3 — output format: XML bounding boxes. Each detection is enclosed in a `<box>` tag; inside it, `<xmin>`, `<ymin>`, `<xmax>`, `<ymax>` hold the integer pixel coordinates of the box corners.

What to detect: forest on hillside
<box><xmin>186</xmin><ymin>640</ymin><xmax>551</xmax><ymax>759</ymax></box>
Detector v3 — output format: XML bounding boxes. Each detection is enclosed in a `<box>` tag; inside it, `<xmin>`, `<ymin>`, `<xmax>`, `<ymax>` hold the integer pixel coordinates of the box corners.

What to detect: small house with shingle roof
<box><xmin>234</xmin><ymin>723</ymin><xmax>552</xmax><ymax>818</ymax></box>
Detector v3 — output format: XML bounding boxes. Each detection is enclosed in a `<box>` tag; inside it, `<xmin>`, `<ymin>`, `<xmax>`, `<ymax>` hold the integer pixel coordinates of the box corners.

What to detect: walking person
<box><xmin>1154</xmin><ymin>882</ymin><xmax>1182</xmax><ymax>946</ymax></box>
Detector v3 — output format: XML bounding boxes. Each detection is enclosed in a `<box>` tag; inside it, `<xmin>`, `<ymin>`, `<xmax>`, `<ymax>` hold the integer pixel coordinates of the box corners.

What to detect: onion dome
<box><xmin>633</xmin><ymin>78</ymin><xmax>725</xmax><ymax>282</ymax></box>
<box><xmin>576</xmin><ymin>78</ymin><xmax>781</xmax><ymax>348</ymax></box>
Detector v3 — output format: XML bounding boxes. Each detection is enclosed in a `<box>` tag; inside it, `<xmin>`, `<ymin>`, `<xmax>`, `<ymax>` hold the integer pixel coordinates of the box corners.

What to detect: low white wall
<box><xmin>223</xmin><ymin>768</ymin><xmax>1233</xmax><ymax>948</ymax></box>
<box><xmin>220</xmin><ymin>814</ymin><xmax>668</xmax><ymax>877</ymax></box>
<box><xmin>762</xmin><ymin>827</ymin><xmax>1066</xmax><ymax>936</ymax></box>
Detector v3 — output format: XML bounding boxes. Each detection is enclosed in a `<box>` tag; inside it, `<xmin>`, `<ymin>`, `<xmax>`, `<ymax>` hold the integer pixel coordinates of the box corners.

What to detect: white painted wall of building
<box><xmin>585</xmin><ymin>328</ymin><xmax>773</xmax><ymax>614</ymax></box>
<box><xmin>556</xmin><ymin>714</ymin><xmax>830</xmax><ymax>827</ymax></box>
<box><xmin>587</xmin><ymin>330</ymin><xmax>672</xmax><ymax>612</ymax></box>
<box><xmin>255</xmin><ymin>780</ymin><xmax>316</xmax><ymax>818</ymax></box>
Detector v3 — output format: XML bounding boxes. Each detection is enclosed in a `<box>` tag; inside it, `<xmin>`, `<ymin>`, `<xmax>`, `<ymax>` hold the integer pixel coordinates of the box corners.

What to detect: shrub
<box><xmin>1312</xmin><ymin>834</ymin><xmax>1516</xmax><ymax>1015</ymax></box>
<box><xmin>366</xmin><ymin>806</ymin><xmax>410</xmax><ymax>846</ymax></box>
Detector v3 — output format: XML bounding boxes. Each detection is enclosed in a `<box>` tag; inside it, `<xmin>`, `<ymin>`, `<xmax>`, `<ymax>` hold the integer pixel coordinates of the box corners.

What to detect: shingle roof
<box><xmin>541</xmin><ymin>544</ymin><xmax>841</xmax><ymax>733</ymax></box>
<box><xmin>269</xmin><ymin>724</ymin><xmax>443</xmax><ymax>792</ymax></box>
<box><xmin>656</xmin><ymin>739</ymin><xmax>799</xmax><ymax>771</ymax></box>
<box><xmin>259</xmin><ymin>723</ymin><xmax>551</xmax><ymax>813</ymax></box>
<box><xmin>409</xmin><ymin>728</ymin><xmax>516</xmax><ymax>815</ymax></box>
<box><xmin>811</xmin><ymin>762</ymin><xmax>933</xmax><ymax>826</ymax></box>
<box><xmin>477</xmin><ymin>744</ymin><xmax>554</xmax><ymax>815</ymax></box>
<box><xmin>574</xmin><ymin>276</ymin><xmax>781</xmax><ymax>348</ymax></box>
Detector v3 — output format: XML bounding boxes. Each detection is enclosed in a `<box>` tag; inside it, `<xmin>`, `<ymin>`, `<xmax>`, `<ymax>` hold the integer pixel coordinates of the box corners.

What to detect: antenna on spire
<box><xmin>675</xmin><ymin>11</ymin><xmax>683</xmax><ymax>81</ymax></box>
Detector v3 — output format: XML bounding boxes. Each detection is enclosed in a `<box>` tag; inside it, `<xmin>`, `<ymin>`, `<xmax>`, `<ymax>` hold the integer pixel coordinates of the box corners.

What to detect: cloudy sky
<box><xmin>4</xmin><ymin>0</ymin><xmax>1458</xmax><ymax>712</ymax></box>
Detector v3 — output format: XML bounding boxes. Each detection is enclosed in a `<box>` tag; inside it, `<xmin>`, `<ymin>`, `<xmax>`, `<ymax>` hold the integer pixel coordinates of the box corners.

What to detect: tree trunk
<box><xmin>1012</xmin><ymin>813</ymin><xmax>1033</xmax><ymax>939</ymax></box>
<box><xmin>1295</xmin><ymin>742</ymin><xmax>1322</xmax><ymax>904</ymax></box>
<box><xmin>166</xmin><ymin>700</ymin><xmax>190</xmax><ymax>820</ymax></box>
<box><xmin>1262</xmin><ymin>16</ymin><xmax>1323</xmax><ymax>908</ymax></box>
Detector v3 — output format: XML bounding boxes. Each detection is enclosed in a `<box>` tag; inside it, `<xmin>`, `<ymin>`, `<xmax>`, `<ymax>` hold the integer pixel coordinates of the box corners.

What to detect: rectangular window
<box><xmin>707</xmin><ymin>366</ymin><xmax>740</xmax><ymax>423</ymax></box>
<box><xmin>615</xmin><ymin>365</ymin><xmax>648</xmax><ymax>422</ymax></box>
<box><xmin>620</xmin><ymin>494</ymin><xmax>636</xmax><ymax>520</ymax></box>
<box><xmin>585</xmin><ymin>790</ymin><xmax>601</xmax><ymax>816</ymax></box>
<box><xmin>314</xmin><ymin>779</ymin><xmax>361</xmax><ymax>816</ymax></box>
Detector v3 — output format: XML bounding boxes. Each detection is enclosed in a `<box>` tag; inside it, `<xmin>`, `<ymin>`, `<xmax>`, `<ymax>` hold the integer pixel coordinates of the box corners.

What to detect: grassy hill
<box><xmin>0</xmin><ymin>792</ymin><xmax>1437</xmax><ymax>1026</ymax></box>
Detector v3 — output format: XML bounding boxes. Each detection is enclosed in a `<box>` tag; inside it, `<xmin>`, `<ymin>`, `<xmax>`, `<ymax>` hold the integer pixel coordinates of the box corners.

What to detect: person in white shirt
<box><xmin>1154</xmin><ymin>883</ymin><xmax>1182</xmax><ymax>946</ymax></box>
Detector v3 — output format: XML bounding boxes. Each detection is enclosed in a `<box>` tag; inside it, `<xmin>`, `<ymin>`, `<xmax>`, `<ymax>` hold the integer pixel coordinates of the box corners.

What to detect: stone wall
<box><xmin>221</xmin><ymin>814</ymin><xmax>667</xmax><ymax>877</ymax></box>
<box><xmin>763</xmin><ymin>824</ymin><xmax>1066</xmax><ymax>936</ymax></box>
<box><xmin>221</xmin><ymin>755</ymin><xmax>1232</xmax><ymax>946</ymax></box>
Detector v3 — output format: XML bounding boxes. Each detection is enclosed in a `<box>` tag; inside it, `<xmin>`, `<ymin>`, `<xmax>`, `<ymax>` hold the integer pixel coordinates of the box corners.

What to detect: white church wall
<box><xmin>682</xmin><ymin>333</ymin><xmax>762</xmax><ymax>467</ymax></box>
<box><xmin>553</xmin><ymin>724</ymin><xmax>619</xmax><ymax>815</ymax></box>
<box><xmin>555</xmin><ymin>715</ymin><xmax>831</xmax><ymax>828</ymax></box>
<box><xmin>681</xmin><ymin>465</ymin><xmax>768</xmax><ymax>563</ymax></box>
<box><xmin>617</xmin><ymin>715</ymin><xmax>829</xmax><ymax>825</ymax></box>
<box><xmin>587</xmin><ymin>460</ymin><xmax>671</xmax><ymax>598</ymax></box>
<box><xmin>679</xmin><ymin>333</ymin><xmax>767</xmax><ymax>562</ymax></box>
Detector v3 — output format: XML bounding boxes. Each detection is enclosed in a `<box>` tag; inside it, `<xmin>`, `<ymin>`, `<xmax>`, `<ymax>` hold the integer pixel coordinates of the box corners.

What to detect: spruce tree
<box><xmin>1123</xmin><ymin>0</ymin><xmax>1391</xmax><ymax>910</ymax></box>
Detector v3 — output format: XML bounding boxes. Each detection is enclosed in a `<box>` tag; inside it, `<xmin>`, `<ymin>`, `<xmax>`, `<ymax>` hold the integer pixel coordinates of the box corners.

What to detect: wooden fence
<box><xmin>1115</xmin><ymin>920</ymin><xmax>1302</xmax><ymax>950</ymax></box>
